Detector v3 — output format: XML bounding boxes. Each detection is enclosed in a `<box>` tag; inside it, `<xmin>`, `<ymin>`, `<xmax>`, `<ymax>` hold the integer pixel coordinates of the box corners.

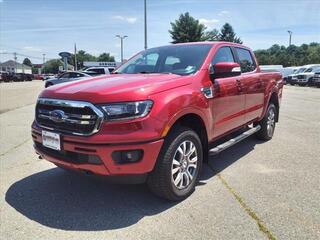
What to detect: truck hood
<box><xmin>40</xmin><ymin>73</ymin><xmax>190</xmax><ymax>103</ymax></box>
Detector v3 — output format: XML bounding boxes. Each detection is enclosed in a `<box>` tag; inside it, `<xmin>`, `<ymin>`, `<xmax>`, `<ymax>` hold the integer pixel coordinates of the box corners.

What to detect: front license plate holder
<box><xmin>42</xmin><ymin>130</ymin><xmax>61</xmax><ymax>151</ymax></box>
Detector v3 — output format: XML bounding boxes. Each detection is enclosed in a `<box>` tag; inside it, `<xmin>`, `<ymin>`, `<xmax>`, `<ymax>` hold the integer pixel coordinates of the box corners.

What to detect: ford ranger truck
<box><xmin>32</xmin><ymin>42</ymin><xmax>283</xmax><ymax>201</ymax></box>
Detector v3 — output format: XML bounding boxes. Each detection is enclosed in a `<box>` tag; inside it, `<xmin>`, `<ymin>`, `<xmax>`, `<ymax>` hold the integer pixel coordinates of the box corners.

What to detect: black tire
<box><xmin>255</xmin><ymin>103</ymin><xmax>277</xmax><ymax>141</ymax></box>
<box><xmin>147</xmin><ymin>127</ymin><xmax>203</xmax><ymax>201</ymax></box>
<box><xmin>45</xmin><ymin>82</ymin><xmax>53</xmax><ymax>88</ymax></box>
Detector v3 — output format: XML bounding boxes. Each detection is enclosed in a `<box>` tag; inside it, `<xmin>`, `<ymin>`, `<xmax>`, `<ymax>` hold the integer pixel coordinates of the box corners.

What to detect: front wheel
<box><xmin>255</xmin><ymin>103</ymin><xmax>277</xmax><ymax>141</ymax></box>
<box><xmin>147</xmin><ymin>127</ymin><xmax>203</xmax><ymax>201</ymax></box>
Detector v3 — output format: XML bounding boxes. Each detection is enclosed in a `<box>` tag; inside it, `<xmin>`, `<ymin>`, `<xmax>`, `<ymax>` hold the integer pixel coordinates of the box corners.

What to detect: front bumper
<box><xmin>32</xmin><ymin>127</ymin><xmax>164</xmax><ymax>176</ymax></box>
<box><xmin>314</xmin><ymin>78</ymin><xmax>320</xmax><ymax>85</ymax></box>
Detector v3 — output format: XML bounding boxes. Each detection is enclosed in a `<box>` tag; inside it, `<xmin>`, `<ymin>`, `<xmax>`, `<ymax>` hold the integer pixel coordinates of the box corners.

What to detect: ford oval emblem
<box><xmin>49</xmin><ymin>110</ymin><xmax>66</xmax><ymax>123</ymax></box>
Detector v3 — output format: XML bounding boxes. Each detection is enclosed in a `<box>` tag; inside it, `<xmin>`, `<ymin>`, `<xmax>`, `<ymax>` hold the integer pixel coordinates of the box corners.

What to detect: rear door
<box><xmin>234</xmin><ymin>47</ymin><xmax>264</xmax><ymax>123</ymax></box>
<box><xmin>210</xmin><ymin>46</ymin><xmax>246</xmax><ymax>138</ymax></box>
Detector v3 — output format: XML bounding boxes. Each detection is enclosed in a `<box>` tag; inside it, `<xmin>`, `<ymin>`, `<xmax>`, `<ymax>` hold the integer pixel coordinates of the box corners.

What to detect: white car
<box><xmin>313</xmin><ymin>70</ymin><xmax>320</xmax><ymax>87</ymax></box>
<box><xmin>84</xmin><ymin>67</ymin><xmax>110</xmax><ymax>75</ymax></box>
<box><xmin>295</xmin><ymin>65</ymin><xmax>320</xmax><ymax>86</ymax></box>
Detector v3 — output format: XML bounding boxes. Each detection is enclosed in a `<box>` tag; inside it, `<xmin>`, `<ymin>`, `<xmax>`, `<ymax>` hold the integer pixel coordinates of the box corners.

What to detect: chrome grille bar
<box><xmin>38</xmin><ymin>109</ymin><xmax>97</xmax><ymax>120</ymax></box>
<box><xmin>36</xmin><ymin>98</ymin><xmax>104</xmax><ymax>136</ymax></box>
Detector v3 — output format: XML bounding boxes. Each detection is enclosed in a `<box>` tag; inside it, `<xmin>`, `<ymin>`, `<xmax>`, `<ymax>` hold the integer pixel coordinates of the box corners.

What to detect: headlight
<box><xmin>100</xmin><ymin>100</ymin><xmax>153</xmax><ymax>121</ymax></box>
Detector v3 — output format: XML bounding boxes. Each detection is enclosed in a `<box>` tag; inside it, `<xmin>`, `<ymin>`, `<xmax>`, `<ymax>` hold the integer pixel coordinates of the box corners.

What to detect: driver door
<box><xmin>210</xmin><ymin>46</ymin><xmax>246</xmax><ymax>138</ymax></box>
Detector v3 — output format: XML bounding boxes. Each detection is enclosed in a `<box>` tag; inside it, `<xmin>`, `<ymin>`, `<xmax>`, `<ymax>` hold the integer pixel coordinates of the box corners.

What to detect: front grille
<box><xmin>297</xmin><ymin>75</ymin><xmax>305</xmax><ymax>79</ymax></box>
<box><xmin>35</xmin><ymin>142</ymin><xmax>102</xmax><ymax>165</ymax></box>
<box><xmin>36</xmin><ymin>98</ymin><xmax>104</xmax><ymax>136</ymax></box>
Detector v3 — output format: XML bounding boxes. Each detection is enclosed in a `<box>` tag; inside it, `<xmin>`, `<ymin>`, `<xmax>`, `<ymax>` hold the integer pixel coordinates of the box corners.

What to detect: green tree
<box><xmin>98</xmin><ymin>53</ymin><xmax>115</xmax><ymax>62</ymax></box>
<box><xmin>43</xmin><ymin>59</ymin><xmax>64</xmax><ymax>74</ymax></box>
<box><xmin>254</xmin><ymin>43</ymin><xmax>320</xmax><ymax>67</ymax></box>
<box><xmin>219</xmin><ymin>23</ymin><xmax>243</xmax><ymax>44</ymax></box>
<box><xmin>73</xmin><ymin>50</ymin><xmax>97</xmax><ymax>69</ymax></box>
<box><xmin>22</xmin><ymin>58</ymin><xmax>32</xmax><ymax>67</ymax></box>
<box><xmin>169</xmin><ymin>12</ymin><xmax>207</xmax><ymax>43</ymax></box>
<box><xmin>204</xmin><ymin>29</ymin><xmax>220</xmax><ymax>41</ymax></box>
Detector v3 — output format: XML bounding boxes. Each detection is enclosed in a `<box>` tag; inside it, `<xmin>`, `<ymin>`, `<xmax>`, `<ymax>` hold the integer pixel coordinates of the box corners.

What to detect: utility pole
<box><xmin>288</xmin><ymin>30</ymin><xmax>292</xmax><ymax>46</ymax></box>
<box><xmin>13</xmin><ymin>52</ymin><xmax>17</xmax><ymax>73</ymax></box>
<box><xmin>74</xmin><ymin>43</ymin><xmax>77</xmax><ymax>71</ymax></box>
<box><xmin>144</xmin><ymin>0</ymin><xmax>147</xmax><ymax>49</ymax></box>
<box><xmin>116</xmin><ymin>35</ymin><xmax>128</xmax><ymax>63</ymax></box>
<box><xmin>42</xmin><ymin>53</ymin><xmax>46</xmax><ymax>74</ymax></box>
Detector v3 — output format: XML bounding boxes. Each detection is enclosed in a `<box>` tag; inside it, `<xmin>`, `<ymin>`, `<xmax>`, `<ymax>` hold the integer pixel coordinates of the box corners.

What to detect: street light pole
<box><xmin>116</xmin><ymin>35</ymin><xmax>128</xmax><ymax>63</ymax></box>
<box><xmin>288</xmin><ymin>30</ymin><xmax>292</xmax><ymax>46</ymax></box>
<box><xmin>42</xmin><ymin>53</ymin><xmax>46</xmax><ymax>74</ymax></box>
<box><xmin>144</xmin><ymin>0</ymin><xmax>147</xmax><ymax>49</ymax></box>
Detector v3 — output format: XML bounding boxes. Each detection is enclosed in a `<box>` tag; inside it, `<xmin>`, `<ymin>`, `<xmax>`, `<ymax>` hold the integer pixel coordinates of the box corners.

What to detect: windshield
<box><xmin>115</xmin><ymin>44</ymin><xmax>212</xmax><ymax>76</ymax></box>
<box><xmin>313</xmin><ymin>67</ymin><xmax>320</xmax><ymax>73</ymax></box>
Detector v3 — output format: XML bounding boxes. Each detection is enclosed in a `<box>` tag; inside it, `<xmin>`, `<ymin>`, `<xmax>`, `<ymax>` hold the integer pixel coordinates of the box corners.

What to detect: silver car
<box><xmin>45</xmin><ymin>71</ymin><xmax>92</xmax><ymax>88</ymax></box>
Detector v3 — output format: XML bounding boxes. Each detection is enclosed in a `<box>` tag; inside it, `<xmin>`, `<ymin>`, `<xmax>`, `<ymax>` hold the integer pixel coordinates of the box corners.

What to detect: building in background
<box><xmin>83</xmin><ymin>61</ymin><xmax>121</xmax><ymax>72</ymax></box>
<box><xmin>0</xmin><ymin>60</ymin><xmax>32</xmax><ymax>74</ymax></box>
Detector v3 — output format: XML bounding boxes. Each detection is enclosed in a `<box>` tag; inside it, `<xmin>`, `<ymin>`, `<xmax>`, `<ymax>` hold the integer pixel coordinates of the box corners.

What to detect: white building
<box><xmin>0</xmin><ymin>60</ymin><xmax>32</xmax><ymax>74</ymax></box>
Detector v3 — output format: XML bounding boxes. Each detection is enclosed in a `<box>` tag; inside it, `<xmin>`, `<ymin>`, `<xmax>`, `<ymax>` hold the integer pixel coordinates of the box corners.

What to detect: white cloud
<box><xmin>113</xmin><ymin>15</ymin><xmax>137</xmax><ymax>24</ymax></box>
<box><xmin>22</xmin><ymin>46</ymin><xmax>42</xmax><ymax>52</ymax></box>
<box><xmin>218</xmin><ymin>10</ymin><xmax>230</xmax><ymax>17</ymax></box>
<box><xmin>199</xmin><ymin>18</ymin><xmax>220</xmax><ymax>29</ymax></box>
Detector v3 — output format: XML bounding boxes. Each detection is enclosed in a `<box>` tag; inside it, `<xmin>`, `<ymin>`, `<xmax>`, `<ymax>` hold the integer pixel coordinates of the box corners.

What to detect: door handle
<box><xmin>236</xmin><ymin>79</ymin><xmax>243</xmax><ymax>92</ymax></box>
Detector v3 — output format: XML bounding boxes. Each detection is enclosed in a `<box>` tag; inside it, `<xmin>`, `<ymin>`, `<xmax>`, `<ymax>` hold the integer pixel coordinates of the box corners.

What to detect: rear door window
<box><xmin>235</xmin><ymin>48</ymin><xmax>256</xmax><ymax>73</ymax></box>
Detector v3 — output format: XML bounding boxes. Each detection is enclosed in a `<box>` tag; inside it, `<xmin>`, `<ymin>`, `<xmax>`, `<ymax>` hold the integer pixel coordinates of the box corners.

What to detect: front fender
<box><xmin>150</xmin><ymin>86</ymin><xmax>212</xmax><ymax>139</ymax></box>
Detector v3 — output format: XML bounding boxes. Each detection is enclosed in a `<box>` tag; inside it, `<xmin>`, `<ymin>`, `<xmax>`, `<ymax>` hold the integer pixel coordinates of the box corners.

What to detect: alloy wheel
<box><xmin>171</xmin><ymin>140</ymin><xmax>198</xmax><ymax>189</ymax></box>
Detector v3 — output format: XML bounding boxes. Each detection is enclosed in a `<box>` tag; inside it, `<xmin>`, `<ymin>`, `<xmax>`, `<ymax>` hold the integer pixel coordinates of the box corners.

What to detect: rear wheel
<box><xmin>255</xmin><ymin>103</ymin><xmax>276</xmax><ymax>141</ymax></box>
<box><xmin>147</xmin><ymin>127</ymin><xmax>203</xmax><ymax>201</ymax></box>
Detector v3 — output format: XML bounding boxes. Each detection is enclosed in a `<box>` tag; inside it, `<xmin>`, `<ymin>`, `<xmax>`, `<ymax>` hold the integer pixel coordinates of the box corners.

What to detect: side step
<box><xmin>209</xmin><ymin>125</ymin><xmax>261</xmax><ymax>156</ymax></box>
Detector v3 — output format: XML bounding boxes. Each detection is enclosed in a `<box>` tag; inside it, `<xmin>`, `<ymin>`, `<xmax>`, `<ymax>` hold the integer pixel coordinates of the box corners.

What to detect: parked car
<box><xmin>84</xmin><ymin>67</ymin><xmax>110</xmax><ymax>75</ymax></box>
<box><xmin>290</xmin><ymin>66</ymin><xmax>308</xmax><ymax>85</ymax></box>
<box><xmin>282</xmin><ymin>67</ymin><xmax>298</xmax><ymax>84</ymax></box>
<box><xmin>81</xmin><ymin>70</ymin><xmax>102</xmax><ymax>77</ymax></box>
<box><xmin>11</xmin><ymin>73</ymin><xmax>33</xmax><ymax>82</ymax></box>
<box><xmin>0</xmin><ymin>71</ymin><xmax>13</xmax><ymax>82</ymax></box>
<box><xmin>32</xmin><ymin>42</ymin><xmax>283</xmax><ymax>201</ymax></box>
<box><xmin>44</xmin><ymin>71</ymin><xmax>92</xmax><ymax>88</ymax></box>
<box><xmin>43</xmin><ymin>74</ymin><xmax>55</xmax><ymax>80</ymax></box>
<box><xmin>0</xmin><ymin>71</ymin><xmax>9</xmax><ymax>82</ymax></box>
<box><xmin>33</xmin><ymin>74</ymin><xmax>44</xmax><ymax>80</ymax></box>
<box><xmin>313</xmin><ymin>70</ymin><xmax>320</xmax><ymax>87</ymax></box>
<box><xmin>296</xmin><ymin>65</ymin><xmax>320</xmax><ymax>86</ymax></box>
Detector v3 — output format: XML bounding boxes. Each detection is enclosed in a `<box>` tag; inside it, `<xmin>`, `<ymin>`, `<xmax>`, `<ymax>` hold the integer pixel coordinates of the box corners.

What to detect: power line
<box><xmin>0</xmin><ymin>51</ymin><xmax>55</xmax><ymax>61</ymax></box>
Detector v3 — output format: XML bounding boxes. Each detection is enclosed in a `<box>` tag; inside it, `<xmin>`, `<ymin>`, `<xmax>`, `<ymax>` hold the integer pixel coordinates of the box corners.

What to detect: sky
<box><xmin>0</xmin><ymin>0</ymin><xmax>319</xmax><ymax>64</ymax></box>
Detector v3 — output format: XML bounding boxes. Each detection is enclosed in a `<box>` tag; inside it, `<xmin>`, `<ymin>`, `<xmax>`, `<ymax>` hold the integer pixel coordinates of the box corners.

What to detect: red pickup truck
<box><xmin>32</xmin><ymin>42</ymin><xmax>283</xmax><ymax>200</ymax></box>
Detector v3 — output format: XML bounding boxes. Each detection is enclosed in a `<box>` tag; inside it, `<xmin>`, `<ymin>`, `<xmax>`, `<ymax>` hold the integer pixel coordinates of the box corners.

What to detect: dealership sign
<box><xmin>83</xmin><ymin>61</ymin><xmax>121</xmax><ymax>67</ymax></box>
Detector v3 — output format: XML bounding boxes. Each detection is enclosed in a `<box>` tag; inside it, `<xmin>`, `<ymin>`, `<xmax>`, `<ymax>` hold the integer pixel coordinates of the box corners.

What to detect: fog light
<box><xmin>112</xmin><ymin>150</ymin><xmax>143</xmax><ymax>164</ymax></box>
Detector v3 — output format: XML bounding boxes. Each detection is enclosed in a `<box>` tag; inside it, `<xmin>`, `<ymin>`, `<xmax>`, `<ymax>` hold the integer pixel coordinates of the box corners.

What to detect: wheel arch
<box><xmin>268</xmin><ymin>91</ymin><xmax>280</xmax><ymax>122</ymax></box>
<box><xmin>164</xmin><ymin>112</ymin><xmax>209</xmax><ymax>162</ymax></box>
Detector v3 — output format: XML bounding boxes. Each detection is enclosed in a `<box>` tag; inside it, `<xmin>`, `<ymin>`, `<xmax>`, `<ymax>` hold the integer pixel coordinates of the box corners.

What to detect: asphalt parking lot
<box><xmin>0</xmin><ymin>82</ymin><xmax>319</xmax><ymax>240</ymax></box>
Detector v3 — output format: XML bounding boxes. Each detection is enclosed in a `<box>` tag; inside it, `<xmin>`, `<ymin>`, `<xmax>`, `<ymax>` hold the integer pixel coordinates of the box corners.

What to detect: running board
<box><xmin>209</xmin><ymin>125</ymin><xmax>261</xmax><ymax>156</ymax></box>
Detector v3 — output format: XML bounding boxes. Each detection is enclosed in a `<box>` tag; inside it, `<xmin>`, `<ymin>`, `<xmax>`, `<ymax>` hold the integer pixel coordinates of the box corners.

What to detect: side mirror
<box><xmin>210</xmin><ymin>62</ymin><xmax>241</xmax><ymax>80</ymax></box>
